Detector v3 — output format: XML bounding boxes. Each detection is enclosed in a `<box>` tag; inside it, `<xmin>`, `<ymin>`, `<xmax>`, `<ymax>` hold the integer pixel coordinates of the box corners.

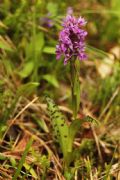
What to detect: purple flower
<box><xmin>56</xmin><ymin>14</ymin><xmax>87</xmax><ymax>65</ymax></box>
<box><xmin>40</xmin><ymin>13</ymin><xmax>53</xmax><ymax>28</ymax></box>
<box><xmin>67</xmin><ymin>7</ymin><xmax>73</xmax><ymax>15</ymax></box>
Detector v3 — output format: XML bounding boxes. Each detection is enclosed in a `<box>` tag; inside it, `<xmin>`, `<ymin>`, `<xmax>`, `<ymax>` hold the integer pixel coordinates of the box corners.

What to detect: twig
<box><xmin>99</xmin><ymin>87</ymin><xmax>119</xmax><ymax>120</ymax></box>
<box><xmin>14</xmin><ymin>96</ymin><xmax>39</xmax><ymax>120</ymax></box>
<box><xmin>1</xmin><ymin>96</ymin><xmax>39</xmax><ymax>143</ymax></box>
<box><xmin>91</xmin><ymin>126</ymin><xmax>103</xmax><ymax>163</ymax></box>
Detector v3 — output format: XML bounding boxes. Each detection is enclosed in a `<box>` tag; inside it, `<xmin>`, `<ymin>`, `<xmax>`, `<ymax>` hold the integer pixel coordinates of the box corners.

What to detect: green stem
<box><xmin>70</xmin><ymin>58</ymin><xmax>80</xmax><ymax>120</ymax></box>
<box><xmin>31</xmin><ymin>5</ymin><xmax>38</xmax><ymax>82</ymax></box>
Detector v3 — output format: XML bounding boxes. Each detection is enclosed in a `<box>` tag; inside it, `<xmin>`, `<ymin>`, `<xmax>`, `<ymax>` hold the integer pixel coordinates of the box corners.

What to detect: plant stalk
<box><xmin>70</xmin><ymin>58</ymin><xmax>80</xmax><ymax>120</ymax></box>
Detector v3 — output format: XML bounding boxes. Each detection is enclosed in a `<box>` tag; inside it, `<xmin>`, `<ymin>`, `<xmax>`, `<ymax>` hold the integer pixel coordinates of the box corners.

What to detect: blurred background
<box><xmin>0</xmin><ymin>0</ymin><xmax>120</xmax><ymax>179</ymax></box>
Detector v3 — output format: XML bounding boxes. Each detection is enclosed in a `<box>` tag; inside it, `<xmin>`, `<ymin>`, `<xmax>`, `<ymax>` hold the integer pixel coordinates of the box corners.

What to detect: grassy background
<box><xmin>0</xmin><ymin>0</ymin><xmax>120</xmax><ymax>179</ymax></box>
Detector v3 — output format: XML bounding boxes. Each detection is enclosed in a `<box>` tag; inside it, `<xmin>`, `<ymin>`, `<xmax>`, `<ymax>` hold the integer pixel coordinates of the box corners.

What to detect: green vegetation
<box><xmin>0</xmin><ymin>0</ymin><xmax>120</xmax><ymax>179</ymax></box>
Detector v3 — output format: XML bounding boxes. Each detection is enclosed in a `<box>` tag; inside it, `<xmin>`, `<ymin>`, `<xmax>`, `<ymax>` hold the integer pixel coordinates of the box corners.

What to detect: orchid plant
<box><xmin>56</xmin><ymin>11</ymin><xmax>87</xmax><ymax>119</ymax></box>
<box><xmin>46</xmin><ymin>10</ymin><xmax>96</xmax><ymax>171</ymax></box>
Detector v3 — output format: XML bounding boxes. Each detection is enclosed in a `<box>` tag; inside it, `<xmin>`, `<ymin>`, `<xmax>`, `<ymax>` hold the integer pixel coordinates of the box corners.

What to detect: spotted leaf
<box><xmin>46</xmin><ymin>96</ymin><xmax>69</xmax><ymax>159</ymax></box>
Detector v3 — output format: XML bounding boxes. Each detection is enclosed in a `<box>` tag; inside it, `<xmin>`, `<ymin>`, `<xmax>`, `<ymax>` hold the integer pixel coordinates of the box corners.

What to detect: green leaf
<box><xmin>0</xmin><ymin>154</ymin><xmax>6</xmax><ymax>160</ymax></box>
<box><xmin>43</xmin><ymin>47</ymin><xmax>55</xmax><ymax>54</ymax></box>
<box><xmin>23</xmin><ymin>162</ymin><xmax>38</xmax><ymax>179</ymax></box>
<box><xmin>86</xmin><ymin>44</ymin><xmax>110</xmax><ymax>58</ymax></box>
<box><xmin>17</xmin><ymin>82</ymin><xmax>39</xmax><ymax>97</ymax></box>
<box><xmin>68</xmin><ymin>116</ymin><xmax>99</xmax><ymax>152</ymax></box>
<box><xmin>83</xmin><ymin>115</ymin><xmax>100</xmax><ymax>125</ymax></box>
<box><xmin>45</xmin><ymin>96</ymin><xmax>69</xmax><ymax>159</ymax></box>
<box><xmin>112</xmin><ymin>0</ymin><xmax>120</xmax><ymax>12</ymax></box>
<box><xmin>68</xmin><ymin>119</ymin><xmax>83</xmax><ymax>152</ymax></box>
<box><xmin>0</xmin><ymin>41</ymin><xmax>12</xmax><ymax>51</ymax></box>
<box><xmin>0</xmin><ymin>36</ymin><xmax>13</xmax><ymax>51</ymax></box>
<box><xmin>10</xmin><ymin>157</ymin><xmax>16</xmax><ymax>167</ymax></box>
<box><xmin>12</xmin><ymin>138</ymin><xmax>33</xmax><ymax>180</ymax></box>
<box><xmin>34</xmin><ymin>32</ymin><xmax>44</xmax><ymax>52</ymax></box>
<box><xmin>25</xmin><ymin>32</ymin><xmax>44</xmax><ymax>60</ymax></box>
<box><xmin>43</xmin><ymin>74</ymin><xmax>59</xmax><ymax>88</ymax></box>
<box><xmin>47</xmin><ymin>2</ymin><xmax>58</xmax><ymax>16</ymax></box>
<box><xmin>18</xmin><ymin>61</ymin><xmax>34</xmax><ymax>78</ymax></box>
<box><xmin>32</xmin><ymin>115</ymin><xmax>49</xmax><ymax>133</ymax></box>
<box><xmin>2</xmin><ymin>59</ymin><xmax>14</xmax><ymax>76</ymax></box>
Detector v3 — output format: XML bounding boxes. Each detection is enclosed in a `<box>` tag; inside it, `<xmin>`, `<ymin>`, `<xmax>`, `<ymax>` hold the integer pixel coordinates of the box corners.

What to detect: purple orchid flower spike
<box><xmin>56</xmin><ymin>12</ymin><xmax>87</xmax><ymax>65</ymax></box>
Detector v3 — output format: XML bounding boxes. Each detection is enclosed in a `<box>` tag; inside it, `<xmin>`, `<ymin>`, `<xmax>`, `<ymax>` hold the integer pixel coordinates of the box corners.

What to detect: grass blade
<box><xmin>12</xmin><ymin>138</ymin><xmax>33</xmax><ymax>180</ymax></box>
<box><xmin>86</xmin><ymin>45</ymin><xmax>110</xmax><ymax>58</ymax></box>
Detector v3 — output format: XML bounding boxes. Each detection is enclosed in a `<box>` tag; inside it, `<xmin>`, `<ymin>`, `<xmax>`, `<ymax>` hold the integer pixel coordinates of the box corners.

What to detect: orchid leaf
<box><xmin>45</xmin><ymin>96</ymin><xmax>69</xmax><ymax>159</ymax></box>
